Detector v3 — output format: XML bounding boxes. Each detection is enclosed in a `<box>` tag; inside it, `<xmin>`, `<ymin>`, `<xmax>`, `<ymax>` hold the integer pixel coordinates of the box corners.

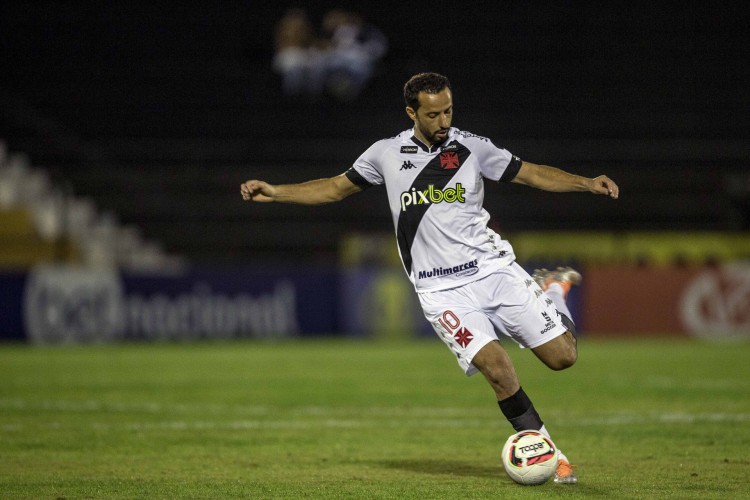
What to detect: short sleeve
<box><xmin>351</xmin><ymin>141</ymin><xmax>386</xmax><ymax>186</ymax></box>
<box><xmin>345</xmin><ymin>167</ymin><xmax>373</xmax><ymax>190</ymax></box>
<box><xmin>498</xmin><ymin>155</ymin><xmax>522</xmax><ymax>182</ymax></box>
<box><xmin>472</xmin><ymin>136</ymin><xmax>521</xmax><ymax>182</ymax></box>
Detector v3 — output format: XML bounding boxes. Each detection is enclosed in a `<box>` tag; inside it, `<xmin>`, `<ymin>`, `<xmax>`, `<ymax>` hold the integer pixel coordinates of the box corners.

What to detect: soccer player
<box><xmin>241</xmin><ymin>72</ymin><xmax>619</xmax><ymax>484</ymax></box>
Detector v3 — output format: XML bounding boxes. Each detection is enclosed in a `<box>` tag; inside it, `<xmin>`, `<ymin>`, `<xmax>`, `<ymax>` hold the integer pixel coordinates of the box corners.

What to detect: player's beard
<box><xmin>431</xmin><ymin>128</ymin><xmax>449</xmax><ymax>143</ymax></box>
<box><xmin>417</xmin><ymin>122</ymin><xmax>449</xmax><ymax>145</ymax></box>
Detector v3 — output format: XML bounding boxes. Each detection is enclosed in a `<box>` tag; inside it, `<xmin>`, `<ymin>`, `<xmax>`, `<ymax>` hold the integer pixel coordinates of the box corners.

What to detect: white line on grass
<box><xmin>3</xmin><ymin>396</ymin><xmax>750</xmax><ymax>433</ymax></box>
<box><xmin>576</xmin><ymin>412</ymin><xmax>750</xmax><ymax>426</ymax></box>
<box><xmin>0</xmin><ymin>398</ymin><xmax>469</xmax><ymax>418</ymax></box>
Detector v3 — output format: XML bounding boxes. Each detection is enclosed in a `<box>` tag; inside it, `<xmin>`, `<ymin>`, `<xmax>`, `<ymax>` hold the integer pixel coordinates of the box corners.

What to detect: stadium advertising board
<box><xmin>339</xmin><ymin>267</ymin><xmax>432</xmax><ymax>338</ymax></box>
<box><xmin>0</xmin><ymin>265</ymin><xmax>338</xmax><ymax>343</ymax></box>
<box><xmin>582</xmin><ymin>263</ymin><xmax>750</xmax><ymax>339</ymax></box>
<box><xmin>2</xmin><ymin>263</ymin><xmax>748</xmax><ymax>342</ymax></box>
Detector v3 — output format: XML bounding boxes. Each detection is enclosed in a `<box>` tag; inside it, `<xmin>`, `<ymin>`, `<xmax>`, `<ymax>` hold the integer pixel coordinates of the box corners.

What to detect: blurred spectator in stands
<box><xmin>272</xmin><ymin>8</ymin><xmax>325</xmax><ymax>97</ymax></box>
<box><xmin>272</xmin><ymin>8</ymin><xmax>387</xmax><ymax>102</ymax></box>
<box><xmin>320</xmin><ymin>9</ymin><xmax>388</xmax><ymax>101</ymax></box>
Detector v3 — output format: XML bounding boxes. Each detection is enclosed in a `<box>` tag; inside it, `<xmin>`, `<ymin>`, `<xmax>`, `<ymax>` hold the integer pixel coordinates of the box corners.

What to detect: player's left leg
<box><xmin>530</xmin><ymin>266</ymin><xmax>581</xmax><ymax>371</ymax></box>
<box><xmin>529</xmin><ymin>266</ymin><xmax>583</xmax><ymax>484</ymax></box>
<box><xmin>533</xmin><ymin>267</ymin><xmax>580</xmax><ymax>335</ymax></box>
<box><xmin>531</xmin><ymin>330</ymin><xmax>577</xmax><ymax>371</ymax></box>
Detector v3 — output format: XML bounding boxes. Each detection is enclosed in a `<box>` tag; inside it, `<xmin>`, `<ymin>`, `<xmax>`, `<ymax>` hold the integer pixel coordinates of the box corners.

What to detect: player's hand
<box><xmin>241</xmin><ymin>180</ymin><xmax>276</xmax><ymax>202</ymax></box>
<box><xmin>589</xmin><ymin>175</ymin><xmax>619</xmax><ymax>199</ymax></box>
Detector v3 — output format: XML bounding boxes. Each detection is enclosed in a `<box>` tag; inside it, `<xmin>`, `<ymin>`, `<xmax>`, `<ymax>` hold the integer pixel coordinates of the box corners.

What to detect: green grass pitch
<box><xmin>1</xmin><ymin>337</ymin><xmax>749</xmax><ymax>499</ymax></box>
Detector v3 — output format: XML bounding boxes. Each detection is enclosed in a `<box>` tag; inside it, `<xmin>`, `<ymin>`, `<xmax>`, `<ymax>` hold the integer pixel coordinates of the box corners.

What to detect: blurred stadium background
<box><xmin>1</xmin><ymin>1</ymin><xmax>749</xmax><ymax>343</ymax></box>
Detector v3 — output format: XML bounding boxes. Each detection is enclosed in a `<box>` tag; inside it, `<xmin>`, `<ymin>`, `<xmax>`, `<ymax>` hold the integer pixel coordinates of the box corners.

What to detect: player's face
<box><xmin>407</xmin><ymin>88</ymin><xmax>453</xmax><ymax>145</ymax></box>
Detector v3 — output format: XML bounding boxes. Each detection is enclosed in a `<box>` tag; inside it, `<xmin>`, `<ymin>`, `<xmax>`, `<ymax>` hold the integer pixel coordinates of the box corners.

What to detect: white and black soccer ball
<box><xmin>501</xmin><ymin>430</ymin><xmax>559</xmax><ymax>485</ymax></box>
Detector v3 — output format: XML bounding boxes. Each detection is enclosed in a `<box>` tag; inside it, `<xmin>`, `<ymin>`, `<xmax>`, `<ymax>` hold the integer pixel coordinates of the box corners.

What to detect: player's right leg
<box><xmin>470</xmin><ymin>341</ymin><xmax>544</xmax><ymax>430</ymax></box>
<box><xmin>471</xmin><ymin>339</ymin><xmax>578</xmax><ymax>484</ymax></box>
<box><xmin>471</xmin><ymin>339</ymin><xmax>520</xmax><ymax>400</ymax></box>
<box><xmin>418</xmin><ymin>276</ymin><xmax>577</xmax><ymax>484</ymax></box>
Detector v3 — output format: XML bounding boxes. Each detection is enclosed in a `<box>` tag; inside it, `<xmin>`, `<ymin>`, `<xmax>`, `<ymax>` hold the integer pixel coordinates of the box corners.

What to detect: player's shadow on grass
<box><xmin>375</xmin><ymin>459</ymin><xmax>499</xmax><ymax>478</ymax></box>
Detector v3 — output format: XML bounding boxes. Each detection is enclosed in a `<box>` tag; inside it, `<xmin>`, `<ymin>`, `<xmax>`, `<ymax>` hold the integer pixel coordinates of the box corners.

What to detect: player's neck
<box><xmin>411</xmin><ymin>128</ymin><xmax>447</xmax><ymax>152</ymax></box>
<box><xmin>411</xmin><ymin>129</ymin><xmax>432</xmax><ymax>147</ymax></box>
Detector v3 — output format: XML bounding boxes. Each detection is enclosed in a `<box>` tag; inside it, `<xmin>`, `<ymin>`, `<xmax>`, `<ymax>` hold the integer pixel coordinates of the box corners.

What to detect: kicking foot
<box><xmin>532</xmin><ymin>267</ymin><xmax>582</xmax><ymax>299</ymax></box>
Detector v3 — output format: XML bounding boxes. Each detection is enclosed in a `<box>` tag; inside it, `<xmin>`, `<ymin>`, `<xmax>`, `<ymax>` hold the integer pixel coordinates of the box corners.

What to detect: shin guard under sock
<box><xmin>498</xmin><ymin>387</ymin><xmax>544</xmax><ymax>432</ymax></box>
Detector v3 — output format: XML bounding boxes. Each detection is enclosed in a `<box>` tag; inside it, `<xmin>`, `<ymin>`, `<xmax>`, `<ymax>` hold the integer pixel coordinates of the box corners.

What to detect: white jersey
<box><xmin>346</xmin><ymin>127</ymin><xmax>522</xmax><ymax>292</ymax></box>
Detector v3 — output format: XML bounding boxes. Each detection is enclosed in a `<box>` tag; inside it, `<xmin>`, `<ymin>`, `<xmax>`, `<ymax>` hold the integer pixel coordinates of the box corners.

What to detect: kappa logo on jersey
<box><xmin>440</xmin><ymin>151</ymin><xmax>460</xmax><ymax>169</ymax></box>
<box><xmin>400</xmin><ymin>183</ymin><xmax>466</xmax><ymax>211</ymax></box>
<box><xmin>400</xmin><ymin>160</ymin><xmax>416</xmax><ymax>170</ymax></box>
<box><xmin>400</xmin><ymin>146</ymin><xmax>419</xmax><ymax>153</ymax></box>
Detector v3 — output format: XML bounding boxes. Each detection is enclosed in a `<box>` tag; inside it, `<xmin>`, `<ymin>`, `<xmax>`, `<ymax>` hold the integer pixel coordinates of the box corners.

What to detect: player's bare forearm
<box><xmin>241</xmin><ymin>173</ymin><xmax>361</xmax><ymax>204</ymax></box>
<box><xmin>513</xmin><ymin>161</ymin><xmax>619</xmax><ymax>199</ymax></box>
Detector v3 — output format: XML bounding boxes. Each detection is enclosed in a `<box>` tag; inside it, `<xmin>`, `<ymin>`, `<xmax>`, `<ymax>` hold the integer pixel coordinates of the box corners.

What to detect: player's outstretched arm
<box><xmin>512</xmin><ymin>161</ymin><xmax>619</xmax><ymax>199</ymax></box>
<box><xmin>241</xmin><ymin>173</ymin><xmax>362</xmax><ymax>205</ymax></box>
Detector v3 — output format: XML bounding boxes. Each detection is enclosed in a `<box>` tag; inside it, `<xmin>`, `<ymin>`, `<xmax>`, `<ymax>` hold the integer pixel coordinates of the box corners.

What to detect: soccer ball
<box><xmin>501</xmin><ymin>430</ymin><xmax>559</xmax><ymax>485</ymax></box>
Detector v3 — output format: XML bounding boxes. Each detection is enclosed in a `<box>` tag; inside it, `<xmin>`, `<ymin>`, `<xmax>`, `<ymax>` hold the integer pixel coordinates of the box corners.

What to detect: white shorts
<box><xmin>418</xmin><ymin>262</ymin><xmax>568</xmax><ymax>376</ymax></box>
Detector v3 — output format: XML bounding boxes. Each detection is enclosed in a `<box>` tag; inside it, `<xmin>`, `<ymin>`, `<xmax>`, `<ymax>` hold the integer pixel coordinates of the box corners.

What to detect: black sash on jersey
<box><xmin>396</xmin><ymin>140</ymin><xmax>472</xmax><ymax>275</ymax></box>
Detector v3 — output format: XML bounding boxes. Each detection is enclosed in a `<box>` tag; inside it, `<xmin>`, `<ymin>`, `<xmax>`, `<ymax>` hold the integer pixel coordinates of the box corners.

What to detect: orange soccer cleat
<box><xmin>554</xmin><ymin>458</ymin><xmax>578</xmax><ymax>484</ymax></box>
<box><xmin>532</xmin><ymin>267</ymin><xmax>582</xmax><ymax>299</ymax></box>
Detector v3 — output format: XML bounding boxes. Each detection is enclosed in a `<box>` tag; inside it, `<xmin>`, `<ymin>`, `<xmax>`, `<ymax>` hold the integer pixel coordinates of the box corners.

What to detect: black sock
<box><xmin>498</xmin><ymin>387</ymin><xmax>544</xmax><ymax>432</ymax></box>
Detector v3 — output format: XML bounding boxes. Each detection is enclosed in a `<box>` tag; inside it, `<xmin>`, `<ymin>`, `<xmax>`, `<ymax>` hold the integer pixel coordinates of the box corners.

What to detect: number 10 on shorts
<box><xmin>438</xmin><ymin>310</ymin><xmax>474</xmax><ymax>348</ymax></box>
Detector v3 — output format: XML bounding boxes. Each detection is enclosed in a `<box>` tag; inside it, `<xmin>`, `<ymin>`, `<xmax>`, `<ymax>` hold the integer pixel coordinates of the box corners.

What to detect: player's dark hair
<box><xmin>404</xmin><ymin>73</ymin><xmax>451</xmax><ymax>111</ymax></box>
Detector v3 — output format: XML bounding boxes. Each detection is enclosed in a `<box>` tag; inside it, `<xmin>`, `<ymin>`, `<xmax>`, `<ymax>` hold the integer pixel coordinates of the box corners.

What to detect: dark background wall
<box><xmin>1</xmin><ymin>1</ymin><xmax>748</xmax><ymax>264</ymax></box>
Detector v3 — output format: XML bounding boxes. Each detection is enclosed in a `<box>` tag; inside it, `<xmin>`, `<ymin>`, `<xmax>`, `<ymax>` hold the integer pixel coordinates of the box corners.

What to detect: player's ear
<box><xmin>405</xmin><ymin>106</ymin><xmax>417</xmax><ymax>121</ymax></box>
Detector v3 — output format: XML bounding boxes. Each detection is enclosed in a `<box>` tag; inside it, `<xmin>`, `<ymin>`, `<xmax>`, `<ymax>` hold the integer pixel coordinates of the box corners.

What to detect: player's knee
<box><xmin>548</xmin><ymin>337</ymin><xmax>577</xmax><ymax>371</ymax></box>
<box><xmin>550</xmin><ymin>351</ymin><xmax>577</xmax><ymax>371</ymax></box>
